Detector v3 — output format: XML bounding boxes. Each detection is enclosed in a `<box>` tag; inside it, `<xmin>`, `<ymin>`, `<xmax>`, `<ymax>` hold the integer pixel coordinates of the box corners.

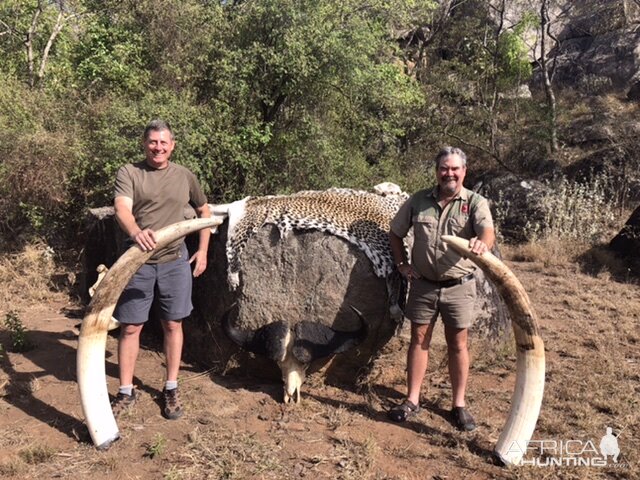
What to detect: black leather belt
<box><xmin>427</xmin><ymin>272</ymin><xmax>475</xmax><ymax>289</ymax></box>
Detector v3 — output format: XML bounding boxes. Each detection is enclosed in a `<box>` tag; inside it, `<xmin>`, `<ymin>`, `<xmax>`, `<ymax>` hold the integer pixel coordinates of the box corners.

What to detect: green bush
<box><xmin>3</xmin><ymin>310</ymin><xmax>34</xmax><ymax>353</ymax></box>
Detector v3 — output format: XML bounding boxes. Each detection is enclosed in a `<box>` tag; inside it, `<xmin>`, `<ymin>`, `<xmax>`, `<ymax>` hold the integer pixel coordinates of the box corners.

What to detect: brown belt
<box><xmin>426</xmin><ymin>272</ymin><xmax>475</xmax><ymax>289</ymax></box>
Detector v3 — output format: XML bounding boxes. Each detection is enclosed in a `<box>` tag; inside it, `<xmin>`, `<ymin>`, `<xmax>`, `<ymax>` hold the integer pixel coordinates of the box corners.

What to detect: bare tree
<box><xmin>1</xmin><ymin>0</ymin><xmax>87</xmax><ymax>88</ymax></box>
<box><xmin>533</xmin><ymin>0</ymin><xmax>575</xmax><ymax>155</ymax></box>
<box><xmin>442</xmin><ymin>0</ymin><xmax>516</xmax><ymax>172</ymax></box>
<box><xmin>538</xmin><ymin>0</ymin><xmax>558</xmax><ymax>152</ymax></box>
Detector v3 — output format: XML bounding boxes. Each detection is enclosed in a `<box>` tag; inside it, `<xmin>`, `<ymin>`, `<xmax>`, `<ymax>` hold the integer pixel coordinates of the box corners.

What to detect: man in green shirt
<box><xmin>111</xmin><ymin>119</ymin><xmax>211</xmax><ymax>420</ymax></box>
<box><xmin>388</xmin><ymin>146</ymin><xmax>495</xmax><ymax>431</ymax></box>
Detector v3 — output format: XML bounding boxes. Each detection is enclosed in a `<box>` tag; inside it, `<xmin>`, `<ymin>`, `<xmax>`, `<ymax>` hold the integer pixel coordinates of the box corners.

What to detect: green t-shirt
<box><xmin>114</xmin><ymin>161</ymin><xmax>208</xmax><ymax>263</ymax></box>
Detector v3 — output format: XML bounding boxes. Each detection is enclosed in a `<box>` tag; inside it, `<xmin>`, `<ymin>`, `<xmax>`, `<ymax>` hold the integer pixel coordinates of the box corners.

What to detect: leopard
<box><xmin>215</xmin><ymin>184</ymin><xmax>409</xmax><ymax>320</ymax></box>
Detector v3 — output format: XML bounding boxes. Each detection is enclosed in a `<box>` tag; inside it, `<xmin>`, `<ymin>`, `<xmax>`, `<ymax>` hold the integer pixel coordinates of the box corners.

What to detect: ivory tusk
<box><xmin>88</xmin><ymin>265</ymin><xmax>120</xmax><ymax>330</ymax></box>
<box><xmin>441</xmin><ymin>235</ymin><xmax>545</xmax><ymax>466</ymax></box>
<box><xmin>77</xmin><ymin>217</ymin><xmax>224</xmax><ymax>449</ymax></box>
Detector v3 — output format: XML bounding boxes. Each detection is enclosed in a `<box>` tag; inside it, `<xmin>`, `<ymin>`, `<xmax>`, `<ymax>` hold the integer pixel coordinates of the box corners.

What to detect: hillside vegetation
<box><xmin>0</xmin><ymin>2</ymin><xmax>638</xmax><ymax>478</ymax></box>
<box><xmin>1</xmin><ymin>0</ymin><xmax>637</xmax><ymax>252</ymax></box>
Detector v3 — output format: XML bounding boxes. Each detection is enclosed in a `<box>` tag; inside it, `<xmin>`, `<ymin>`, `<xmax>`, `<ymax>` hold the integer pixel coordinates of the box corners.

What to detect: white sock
<box><xmin>165</xmin><ymin>380</ymin><xmax>178</xmax><ymax>391</ymax></box>
<box><xmin>119</xmin><ymin>384</ymin><xmax>133</xmax><ymax>396</ymax></box>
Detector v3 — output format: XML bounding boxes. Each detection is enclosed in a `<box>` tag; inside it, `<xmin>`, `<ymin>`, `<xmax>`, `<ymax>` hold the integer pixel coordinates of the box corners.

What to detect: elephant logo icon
<box><xmin>599</xmin><ymin>427</ymin><xmax>620</xmax><ymax>463</ymax></box>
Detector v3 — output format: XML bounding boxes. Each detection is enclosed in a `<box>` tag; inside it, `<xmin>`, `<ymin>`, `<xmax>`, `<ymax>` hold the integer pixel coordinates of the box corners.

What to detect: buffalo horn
<box><xmin>292</xmin><ymin>305</ymin><xmax>369</xmax><ymax>363</ymax></box>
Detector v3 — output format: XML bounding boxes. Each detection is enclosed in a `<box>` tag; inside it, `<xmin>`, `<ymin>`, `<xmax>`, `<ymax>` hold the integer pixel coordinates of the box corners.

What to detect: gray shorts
<box><xmin>113</xmin><ymin>243</ymin><xmax>193</xmax><ymax>324</ymax></box>
<box><xmin>404</xmin><ymin>276</ymin><xmax>477</xmax><ymax>329</ymax></box>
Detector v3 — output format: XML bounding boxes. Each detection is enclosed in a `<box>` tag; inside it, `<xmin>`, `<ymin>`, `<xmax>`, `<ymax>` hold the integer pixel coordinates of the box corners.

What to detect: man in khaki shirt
<box><xmin>388</xmin><ymin>147</ymin><xmax>495</xmax><ymax>431</ymax></box>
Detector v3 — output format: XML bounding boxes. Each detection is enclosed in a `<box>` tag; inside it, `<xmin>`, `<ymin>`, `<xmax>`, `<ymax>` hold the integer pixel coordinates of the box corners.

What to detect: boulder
<box><xmin>609</xmin><ymin>204</ymin><xmax>640</xmax><ymax>275</ymax></box>
<box><xmin>478</xmin><ymin>174</ymin><xmax>553</xmax><ymax>243</ymax></box>
<box><xmin>529</xmin><ymin>1</ymin><xmax>640</xmax><ymax>95</ymax></box>
<box><xmin>189</xmin><ymin>222</ymin><xmax>397</xmax><ymax>384</ymax></box>
<box><xmin>81</xmin><ymin>206</ymin><xmax>197</xmax><ymax>302</ymax></box>
<box><xmin>83</xmin><ymin>198</ymin><xmax>513</xmax><ymax>388</ymax></box>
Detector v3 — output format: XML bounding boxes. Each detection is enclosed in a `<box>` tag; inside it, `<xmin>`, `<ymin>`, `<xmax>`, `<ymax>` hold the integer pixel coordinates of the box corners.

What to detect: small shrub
<box><xmin>18</xmin><ymin>444</ymin><xmax>55</xmax><ymax>465</ymax></box>
<box><xmin>0</xmin><ymin>459</ymin><xmax>25</xmax><ymax>477</ymax></box>
<box><xmin>523</xmin><ymin>173</ymin><xmax>618</xmax><ymax>244</ymax></box>
<box><xmin>144</xmin><ymin>434</ymin><xmax>167</xmax><ymax>459</ymax></box>
<box><xmin>0</xmin><ymin>242</ymin><xmax>59</xmax><ymax>305</ymax></box>
<box><xmin>3</xmin><ymin>311</ymin><xmax>34</xmax><ymax>353</ymax></box>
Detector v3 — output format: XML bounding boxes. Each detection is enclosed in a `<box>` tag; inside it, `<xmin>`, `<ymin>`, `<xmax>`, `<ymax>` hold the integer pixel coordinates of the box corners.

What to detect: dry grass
<box><xmin>18</xmin><ymin>444</ymin><xmax>56</xmax><ymax>465</ymax></box>
<box><xmin>505</xmin><ymin>256</ymin><xmax>640</xmax><ymax>480</ymax></box>
<box><xmin>506</xmin><ymin>238</ymin><xmax>579</xmax><ymax>266</ymax></box>
<box><xmin>503</xmin><ymin>238</ymin><xmax>635</xmax><ymax>285</ymax></box>
<box><xmin>0</xmin><ymin>234</ymin><xmax>638</xmax><ymax>480</ymax></box>
<box><xmin>0</xmin><ymin>459</ymin><xmax>26</xmax><ymax>478</ymax></box>
<box><xmin>0</xmin><ymin>444</ymin><xmax>57</xmax><ymax>479</ymax></box>
<box><xmin>0</xmin><ymin>242</ymin><xmax>64</xmax><ymax>308</ymax></box>
<box><xmin>332</xmin><ymin>434</ymin><xmax>378</xmax><ymax>479</ymax></box>
<box><xmin>170</xmin><ymin>427</ymin><xmax>287</xmax><ymax>479</ymax></box>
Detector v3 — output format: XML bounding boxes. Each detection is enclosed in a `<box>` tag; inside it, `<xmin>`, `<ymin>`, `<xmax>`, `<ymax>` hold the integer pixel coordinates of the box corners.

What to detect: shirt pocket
<box><xmin>413</xmin><ymin>214</ymin><xmax>438</xmax><ymax>245</ymax></box>
<box><xmin>447</xmin><ymin>214</ymin><xmax>471</xmax><ymax>236</ymax></box>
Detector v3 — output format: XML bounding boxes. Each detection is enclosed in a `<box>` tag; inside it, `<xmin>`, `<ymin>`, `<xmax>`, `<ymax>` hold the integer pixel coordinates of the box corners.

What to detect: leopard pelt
<box><xmin>222</xmin><ymin>186</ymin><xmax>408</xmax><ymax>290</ymax></box>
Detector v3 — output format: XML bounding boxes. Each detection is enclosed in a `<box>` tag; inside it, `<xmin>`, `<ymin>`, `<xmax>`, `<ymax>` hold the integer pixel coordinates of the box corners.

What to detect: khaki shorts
<box><xmin>404</xmin><ymin>276</ymin><xmax>477</xmax><ymax>329</ymax></box>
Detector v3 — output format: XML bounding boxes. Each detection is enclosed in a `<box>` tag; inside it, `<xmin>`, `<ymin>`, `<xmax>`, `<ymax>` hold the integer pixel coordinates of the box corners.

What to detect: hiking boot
<box><xmin>451</xmin><ymin>406</ymin><xmax>476</xmax><ymax>431</ymax></box>
<box><xmin>162</xmin><ymin>388</ymin><xmax>183</xmax><ymax>420</ymax></box>
<box><xmin>111</xmin><ymin>389</ymin><xmax>140</xmax><ymax>418</ymax></box>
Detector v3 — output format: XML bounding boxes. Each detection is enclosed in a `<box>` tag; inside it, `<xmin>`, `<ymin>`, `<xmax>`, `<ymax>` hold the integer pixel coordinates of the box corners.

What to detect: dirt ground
<box><xmin>0</xmin><ymin>252</ymin><xmax>638</xmax><ymax>480</ymax></box>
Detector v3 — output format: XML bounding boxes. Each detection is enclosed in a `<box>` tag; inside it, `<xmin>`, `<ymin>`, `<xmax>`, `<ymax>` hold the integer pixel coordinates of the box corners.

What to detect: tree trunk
<box><xmin>540</xmin><ymin>0</ymin><xmax>559</xmax><ymax>153</ymax></box>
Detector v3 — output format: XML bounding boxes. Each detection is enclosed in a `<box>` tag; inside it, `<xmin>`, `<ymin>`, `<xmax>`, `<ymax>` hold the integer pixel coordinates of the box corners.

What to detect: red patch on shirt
<box><xmin>461</xmin><ymin>203</ymin><xmax>469</xmax><ymax>214</ymax></box>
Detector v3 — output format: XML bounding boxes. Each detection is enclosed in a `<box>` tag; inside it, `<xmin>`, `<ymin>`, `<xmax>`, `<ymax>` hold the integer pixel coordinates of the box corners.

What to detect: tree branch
<box><xmin>0</xmin><ymin>18</ymin><xmax>21</xmax><ymax>38</ymax></box>
<box><xmin>443</xmin><ymin>124</ymin><xmax>514</xmax><ymax>173</ymax></box>
<box><xmin>26</xmin><ymin>1</ymin><xmax>43</xmax><ymax>88</ymax></box>
<box><xmin>37</xmin><ymin>10</ymin><xmax>66</xmax><ymax>82</ymax></box>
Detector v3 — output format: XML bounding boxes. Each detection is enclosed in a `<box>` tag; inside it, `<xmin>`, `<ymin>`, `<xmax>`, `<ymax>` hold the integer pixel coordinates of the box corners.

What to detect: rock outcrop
<box><xmin>609</xmin><ymin>204</ymin><xmax>640</xmax><ymax>275</ymax></box>
<box><xmin>478</xmin><ymin>174</ymin><xmax>553</xmax><ymax>243</ymax></box>
<box><xmin>531</xmin><ymin>0</ymin><xmax>640</xmax><ymax>96</ymax></box>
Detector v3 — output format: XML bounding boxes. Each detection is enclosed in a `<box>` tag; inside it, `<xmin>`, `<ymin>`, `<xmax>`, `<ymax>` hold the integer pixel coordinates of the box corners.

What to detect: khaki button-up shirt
<box><xmin>390</xmin><ymin>187</ymin><xmax>494</xmax><ymax>281</ymax></box>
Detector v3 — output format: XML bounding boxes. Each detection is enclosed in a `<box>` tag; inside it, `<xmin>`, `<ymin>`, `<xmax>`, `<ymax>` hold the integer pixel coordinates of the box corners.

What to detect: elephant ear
<box><xmin>292</xmin><ymin>306</ymin><xmax>368</xmax><ymax>363</ymax></box>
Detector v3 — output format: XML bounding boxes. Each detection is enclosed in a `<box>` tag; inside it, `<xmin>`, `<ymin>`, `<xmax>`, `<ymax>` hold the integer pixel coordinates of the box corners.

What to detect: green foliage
<box><xmin>1</xmin><ymin>0</ymin><xmax>617</xmax><ymax>248</ymax></box>
<box><xmin>496</xmin><ymin>11</ymin><xmax>537</xmax><ymax>88</ymax></box>
<box><xmin>3</xmin><ymin>310</ymin><xmax>34</xmax><ymax>353</ymax></box>
<box><xmin>145</xmin><ymin>434</ymin><xmax>167</xmax><ymax>459</ymax></box>
<box><xmin>73</xmin><ymin>20</ymin><xmax>150</xmax><ymax>94</ymax></box>
<box><xmin>0</xmin><ymin>73</ymin><xmax>84</xmax><ymax>240</ymax></box>
<box><xmin>0</xmin><ymin>0</ymin><xmax>84</xmax><ymax>89</ymax></box>
<box><xmin>409</xmin><ymin>1</ymin><xmax>542</xmax><ymax>170</ymax></box>
<box><xmin>186</xmin><ymin>0</ymin><xmax>426</xmax><ymax>195</ymax></box>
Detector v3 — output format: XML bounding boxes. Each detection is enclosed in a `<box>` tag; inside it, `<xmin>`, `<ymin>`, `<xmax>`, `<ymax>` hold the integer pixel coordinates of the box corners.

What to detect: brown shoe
<box><xmin>451</xmin><ymin>406</ymin><xmax>476</xmax><ymax>431</ymax></box>
<box><xmin>111</xmin><ymin>389</ymin><xmax>140</xmax><ymax>418</ymax></box>
<box><xmin>163</xmin><ymin>388</ymin><xmax>184</xmax><ymax>419</ymax></box>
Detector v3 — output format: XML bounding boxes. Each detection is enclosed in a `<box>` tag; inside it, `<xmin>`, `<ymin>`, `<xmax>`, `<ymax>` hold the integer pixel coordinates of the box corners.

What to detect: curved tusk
<box><xmin>442</xmin><ymin>235</ymin><xmax>545</xmax><ymax>466</ymax></box>
<box><xmin>88</xmin><ymin>265</ymin><xmax>120</xmax><ymax>331</ymax></box>
<box><xmin>77</xmin><ymin>217</ymin><xmax>224</xmax><ymax>449</ymax></box>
